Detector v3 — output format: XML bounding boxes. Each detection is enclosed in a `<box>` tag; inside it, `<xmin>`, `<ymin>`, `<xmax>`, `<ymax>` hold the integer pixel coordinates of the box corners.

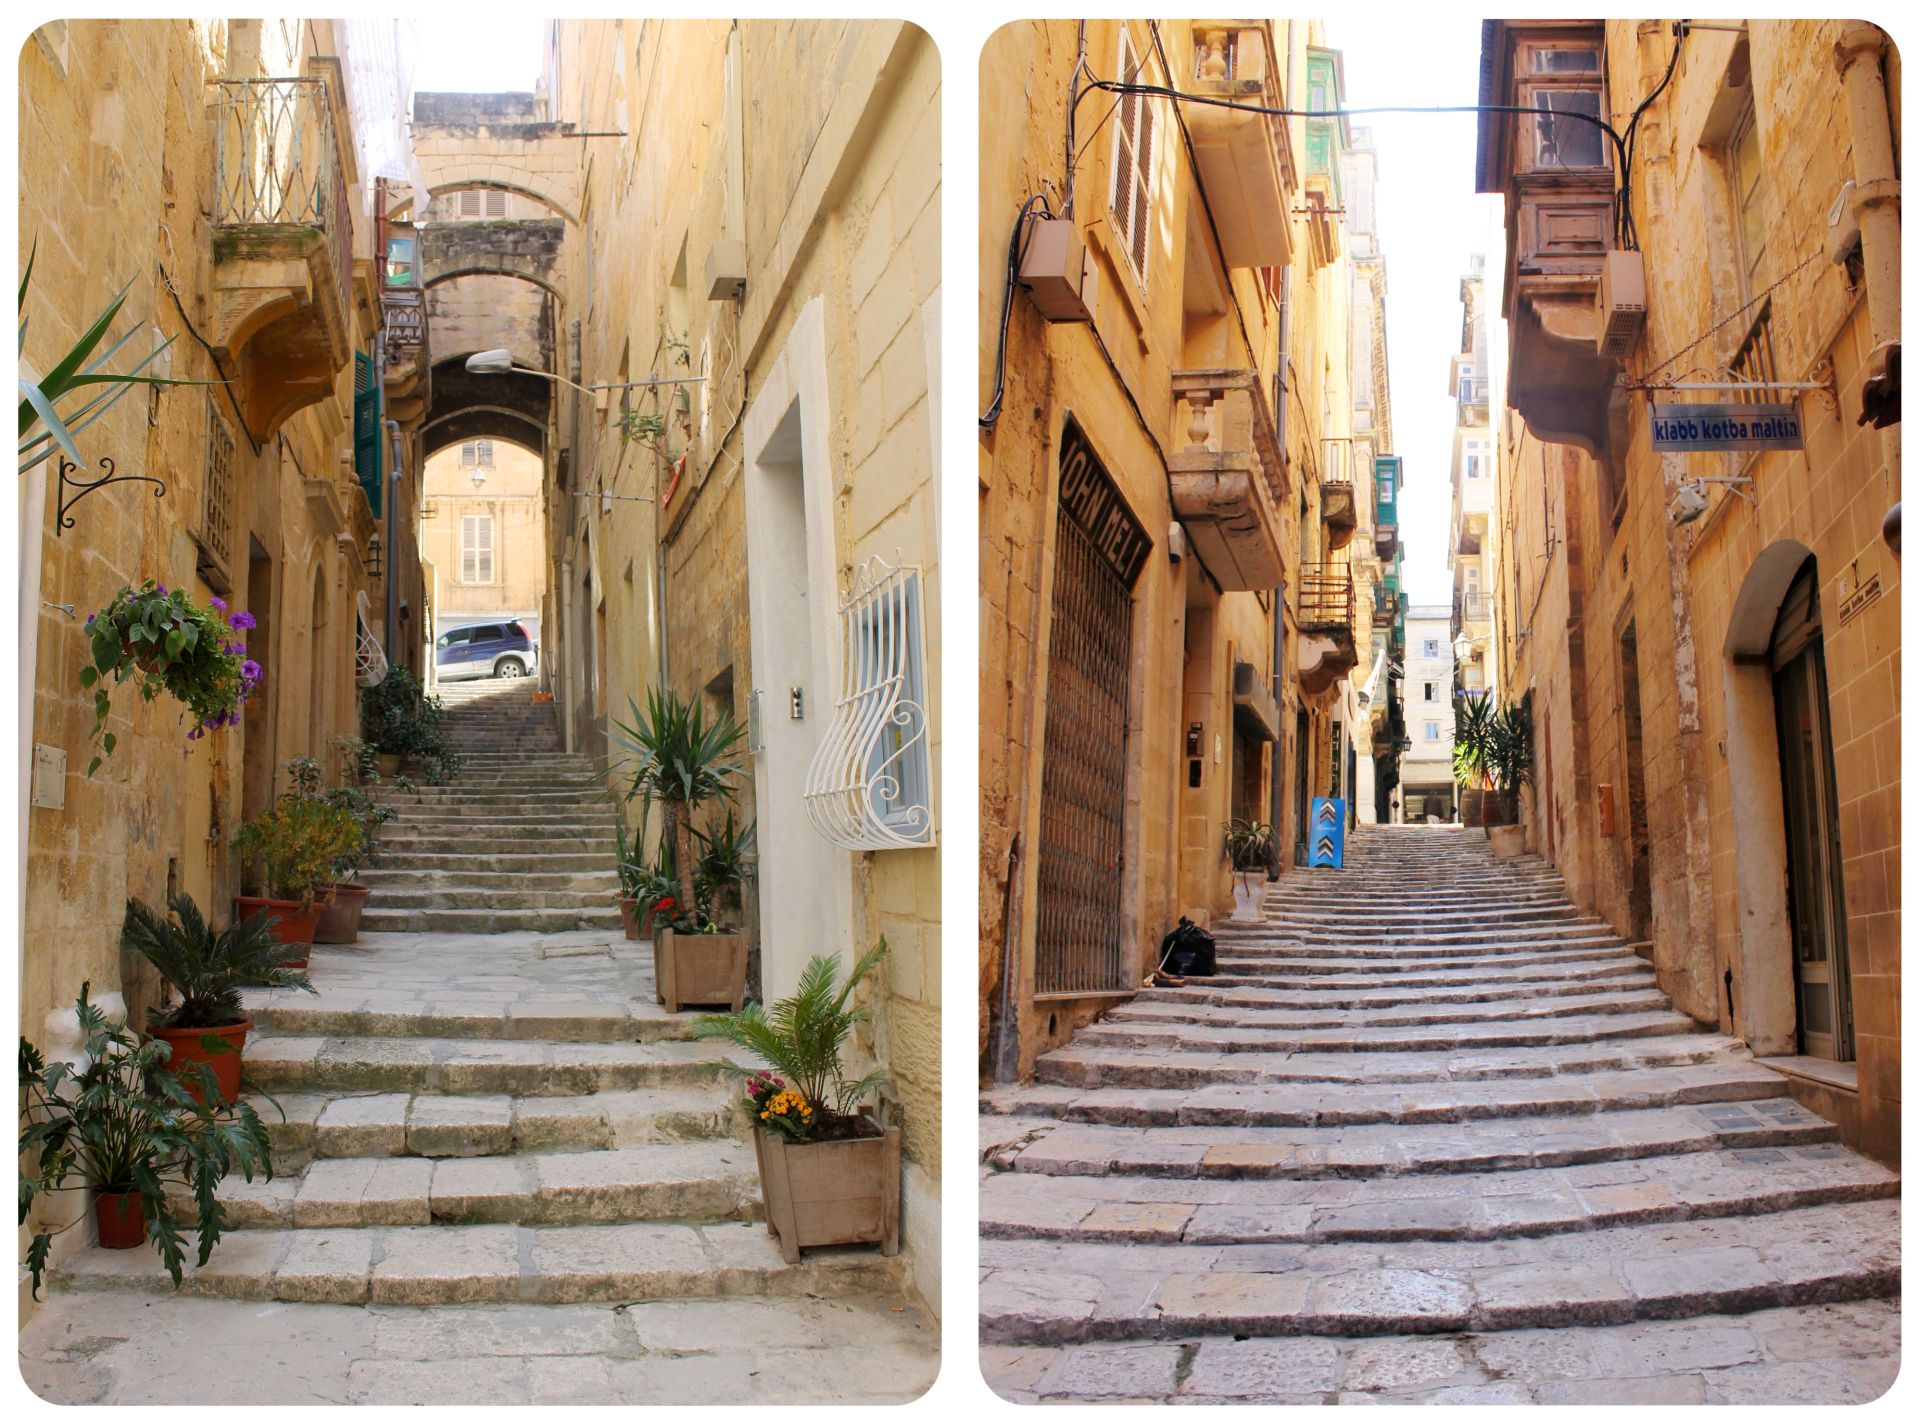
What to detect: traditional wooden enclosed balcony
<box><xmin>1296</xmin><ymin>561</ymin><xmax>1359</xmax><ymax>698</ymax></box>
<box><xmin>380</xmin><ymin>223</ymin><xmax>428</xmax><ymax>423</ymax></box>
<box><xmin>1168</xmin><ymin>368</ymin><xmax>1287</xmax><ymax>591</ymax></box>
<box><xmin>1185</xmin><ymin>22</ymin><xmax>1296</xmax><ymax>269</ymax></box>
<box><xmin>1321</xmin><ymin>479</ymin><xmax>1357</xmax><ymax>551</ymax></box>
<box><xmin>207</xmin><ymin>70</ymin><xmax>353</xmax><ymax>442</ymax></box>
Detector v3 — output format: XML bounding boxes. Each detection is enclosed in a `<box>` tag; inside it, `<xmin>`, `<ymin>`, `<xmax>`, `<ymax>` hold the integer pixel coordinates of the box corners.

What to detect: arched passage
<box><xmin>1721</xmin><ymin>539</ymin><xmax>1854</xmax><ymax>1060</ymax></box>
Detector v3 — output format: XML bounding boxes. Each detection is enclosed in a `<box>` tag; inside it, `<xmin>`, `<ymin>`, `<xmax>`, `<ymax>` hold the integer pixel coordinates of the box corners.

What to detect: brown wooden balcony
<box><xmin>1296</xmin><ymin>561</ymin><xmax>1359</xmax><ymax>698</ymax></box>
<box><xmin>1186</xmin><ymin>23</ymin><xmax>1296</xmax><ymax>269</ymax></box>
<box><xmin>207</xmin><ymin>70</ymin><xmax>353</xmax><ymax>441</ymax></box>
<box><xmin>1321</xmin><ymin>480</ymin><xmax>1356</xmax><ymax>551</ymax></box>
<box><xmin>1168</xmin><ymin>369</ymin><xmax>1287</xmax><ymax>591</ymax></box>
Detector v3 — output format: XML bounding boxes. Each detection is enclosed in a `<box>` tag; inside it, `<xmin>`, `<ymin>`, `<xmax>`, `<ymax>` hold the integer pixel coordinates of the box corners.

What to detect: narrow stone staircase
<box><xmin>27</xmin><ymin>679</ymin><xmax>935</xmax><ymax>1404</ymax></box>
<box><xmin>980</xmin><ymin>826</ymin><xmax>1899</xmax><ymax>1405</ymax></box>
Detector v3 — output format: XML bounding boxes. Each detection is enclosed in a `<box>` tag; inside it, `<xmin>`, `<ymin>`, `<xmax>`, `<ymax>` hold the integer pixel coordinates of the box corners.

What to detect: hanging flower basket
<box><xmin>79</xmin><ymin>581</ymin><xmax>261</xmax><ymax>776</ymax></box>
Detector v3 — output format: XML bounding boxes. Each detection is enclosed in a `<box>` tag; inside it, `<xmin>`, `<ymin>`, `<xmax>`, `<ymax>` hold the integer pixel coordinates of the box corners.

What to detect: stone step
<box><xmin>1073</xmin><ymin>1010</ymin><xmax>1704</xmax><ymax>1056</ymax></box>
<box><xmin>385</xmin><ymin>806</ymin><xmax>616</xmax><ymax>824</ymax></box>
<box><xmin>986</xmin><ymin>1060</ymin><xmax>1795</xmax><ymax>1130</ymax></box>
<box><xmin>983</xmin><ymin>1100</ymin><xmax>1840</xmax><ymax>1180</ymax></box>
<box><xmin>259</xmin><ymin>1085</ymin><xmax>738</xmax><ymax>1162</ymax></box>
<box><xmin>375</xmin><ymin>831</ymin><xmax>609</xmax><ymax>854</ymax></box>
<box><xmin>359</xmin><ymin>908</ymin><xmax>626</xmax><ymax>934</ymax></box>
<box><xmin>1191</xmin><ymin>969</ymin><xmax>1660</xmax><ymax>1008</ymax></box>
<box><xmin>359</xmin><ymin>889</ymin><xmax>626</xmax><ymax>914</ymax></box>
<box><xmin>355</xmin><ymin>868</ymin><xmax>622</xmax><ymax>893</ymax></box>
<box><xmin>982</xmin><ymin>1298</ymin><xmax>1902</xmax><ymax>1403</ymax></box>
<box><xmin>1251</xmin><ymin>926</ymin><xmax>1626</xmax><ymax>950</ymax></box>
<box><xmin>1207</xmin><ymin>935</ymin><xmax>1637</xmax><ymax>963</ymax></box>
<box><xmin>247</xmin><ymin>994</ymin><xmax>692</xmax><ymax>1044</ymax></box>
<box><xmin>976</xmin><ymin>1198</ymin><xmax>1898</xmax><ymax>1344</ymax></box>
<box><xmin>243</xmin><ymin>1033</ymin><xmax>729</xmax><ymax>1096</ymax></box>
<box><xmin>1025</xmin><ymin>1033</ymin><xmax>1739</xmax><ymax>1090</ymax></box>
<box><xmin>51</xmin><ymin>1219</ymin><xmax>905</xmax><ymax>1307</ymax></box>
<box><xmin>184</xmin><ymin>1141</ymin><xmax>762</xmax><ymax>1230</ymax></box>
<box><xmin>979</xmin><ymin>1141</ymin><xmax>1900</xmax><ymax>1246</ymax></box>
<box><xmin>1204</xmin><ymin>955</ymin><xmax>1652</xmax><ymax>991</ymax></box>
<box><xmin>370</xmin><ymin>851</ymin><xmax>616</xmax><ymax>874</ymax></box>
<box><xmin>1115</xmin><ymin>984</ymin><xmax>1672</xmax><ymax>1026</ymax></box>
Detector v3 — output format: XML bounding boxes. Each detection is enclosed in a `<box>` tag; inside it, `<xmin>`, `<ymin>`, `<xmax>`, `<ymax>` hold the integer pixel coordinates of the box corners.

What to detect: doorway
<box><xmin>1769</xmin><ymin>561</ymin><xmax>1854</xmax><ymax>1060</ymax></box>
<box><xmin>1618</xmin><ymin>622</ymin><xmax>1651</xmax><ymax>939</ymax></box>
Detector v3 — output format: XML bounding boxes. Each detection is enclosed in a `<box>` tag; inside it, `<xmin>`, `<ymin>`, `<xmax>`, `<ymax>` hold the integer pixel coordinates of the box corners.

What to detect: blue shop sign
<box><xmin>1650</xmin><ymin>403</ymin><xmax>1804</xmax><ymax>453</ymax></box>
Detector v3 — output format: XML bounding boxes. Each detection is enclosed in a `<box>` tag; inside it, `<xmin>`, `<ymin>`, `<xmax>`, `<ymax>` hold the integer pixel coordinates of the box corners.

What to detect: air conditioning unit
<box><xmin>1017</xmin><ymin>217</ymin><xmax>1099</xmax><ymax>323</ymax></box>
<box><xmin>1596</xmin><ymin>250</ymin><xmax>1647</xmax><ymax>359</ymax></box>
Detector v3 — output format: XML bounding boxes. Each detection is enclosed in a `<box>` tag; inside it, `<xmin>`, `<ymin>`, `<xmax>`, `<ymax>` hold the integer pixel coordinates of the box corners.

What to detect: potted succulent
<box><xmin>360</xmin><ymin>664</ymin><xmax>462</xmax><ymax>783</ymax></box>
<box><xmin>78</xmin><ymin>580</ymin><xmax>262</xmax><ymax>776</ymax></box>
<box><xmin>608</xmin><ymin>689</ymin><xmax>750</xmax><ymax>1011</ymax></box>
<box><xmin>692</xmin><ymin>942</ymin><xmax>898</xmax><ymax>1265</ymax></box>
<box><xmin>20</xmin><ymin>984</ymin><xmax>277</xmax><ymax>1291</ymax></box>
<box><xmin>121</xmin><ymin>894</ymin><xmax>314</xmax><ymax>1103</ymax></box>
<box><xmin>311</xmin><ymin>741</ymin><xmax>404</xmax><ymax>943</ymax></box>
<box><xmin>233</xmin><ymin>761</ymin><xmax>366</xmax><ymax>966</ymax></box>
<box><xmin>1223</xmin><ymin>817</ymin><xmax>1277</xmax><ymax>919</ymax></box>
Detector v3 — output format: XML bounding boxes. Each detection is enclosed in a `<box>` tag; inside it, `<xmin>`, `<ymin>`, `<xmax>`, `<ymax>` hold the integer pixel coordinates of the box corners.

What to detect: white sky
<box><xmin>1328</xmin><ymin>15</ymin><xmax>1504</xmax><ymax>605</ymax></box>
<box><xmin>410</xmin><ymin>18</ymin><xmax>549</xmax><ymax>94</ymax></box>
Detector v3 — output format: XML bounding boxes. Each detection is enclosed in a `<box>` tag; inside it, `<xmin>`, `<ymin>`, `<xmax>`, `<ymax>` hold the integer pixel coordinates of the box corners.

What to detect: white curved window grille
<box><xmin>354</xmin><ymin>591</ymin><xmax>388</xmax><ymax>688</ymax></box>
<box><xmin>803</xmin><ymin>556</ymin><xmax>935</xmax><ymax>850</ymax></box>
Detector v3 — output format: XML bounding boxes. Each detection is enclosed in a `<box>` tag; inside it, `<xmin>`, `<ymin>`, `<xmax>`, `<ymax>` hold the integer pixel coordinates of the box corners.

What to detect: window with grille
<box><xmin>1730</xmin><ymin>304</ymin><xmax>1778</xmax><ymax>406</ymax></box>
<box><xmin>1109</xmin><ymin>29</ymin><xmax>1156</xmax><ymax>285</ymax></box>
<box><xmin>1728</xmin><ymin>102</ymin><xmax>1768</xmax><ymax>301</ymax></box>
<box><xmin>1517</xmin><ymin>40</ymin><xmax>1606</xmax><ymax>172</ymax></box>
<box><xmin>461</xmin><ymin>514</ymin><xmax>495</xmax><ymax>584</ymax></box>
<box><xmin>456</xmin><ymin>189</ymin><xmax>509</xmax><ymax>219</ymax></box>
<box><xmin>460</xmin><ymin>440</ymin><xmax>495</xmax><ymax>467</ymax></box>
<box><xmin>197</xmin><ymin>394</ymin><xmax>238</xmax><ymax>591</ymax></box>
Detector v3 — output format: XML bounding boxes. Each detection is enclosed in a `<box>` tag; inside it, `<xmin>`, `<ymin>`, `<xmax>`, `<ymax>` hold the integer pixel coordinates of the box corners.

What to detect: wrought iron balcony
<box><xmin>207</xmin><ymin>71</ymin><xmax>353</xmax><ymax>440</ymax></box>
<box><xmin>1452</xmin><ymin>590</ymin><xmax>1491</xmax><ymax>638</ymax></box>
<box><xmin>1186</xmin><ymin>23</ymin><xmax>1296</xmax><ymax>269</ymax></box>
<box><xmin>1168</xmin><ymin>369</ymin><xmax>1287</xmax><ymax>591</ymax></box>
<box><xmin>1296</xmin><ymin>561</ymin><xmax>1359</xmax><ymax>698</ymax></box>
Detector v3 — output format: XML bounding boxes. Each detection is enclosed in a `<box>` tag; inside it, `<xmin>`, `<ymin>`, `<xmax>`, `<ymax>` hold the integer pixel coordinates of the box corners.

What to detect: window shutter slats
<box><xmin>353</xmin><ymin>351</ymin><xmax>382</xmax><ymax>518</ymax></box>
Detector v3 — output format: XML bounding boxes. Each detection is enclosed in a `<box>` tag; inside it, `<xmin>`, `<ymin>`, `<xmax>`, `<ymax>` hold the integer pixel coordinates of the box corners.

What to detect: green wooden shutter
<box><xmin>353</xmin><ymin>350</ymin><xmax>382</xmax><ymax>518</ymax></box>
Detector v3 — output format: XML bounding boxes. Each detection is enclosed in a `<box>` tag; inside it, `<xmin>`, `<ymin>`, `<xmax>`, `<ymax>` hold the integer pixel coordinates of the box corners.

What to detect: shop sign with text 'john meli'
<box><xmin>1650</xmin><ymin>403</ymin><xmax>1805</xmax><ymax>453</ymax></box>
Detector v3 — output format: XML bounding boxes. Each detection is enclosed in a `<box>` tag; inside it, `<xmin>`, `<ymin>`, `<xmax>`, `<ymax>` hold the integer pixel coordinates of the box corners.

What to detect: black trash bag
<box><xmin>1156</xmin><ymin>917</ymin><xmax>1217</xmax><ymax>977</ymax></box>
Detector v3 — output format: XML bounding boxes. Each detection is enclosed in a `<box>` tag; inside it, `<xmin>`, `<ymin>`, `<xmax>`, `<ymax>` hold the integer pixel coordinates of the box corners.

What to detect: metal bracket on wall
<box><xmin>55</xmin><ymin>455</ymin><xmax>165</xmax><ymax>535</ymax></box>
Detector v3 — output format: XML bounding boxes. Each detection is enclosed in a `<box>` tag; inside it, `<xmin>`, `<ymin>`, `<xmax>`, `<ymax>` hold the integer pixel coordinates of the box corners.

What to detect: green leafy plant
<box><xmin>692</xmin><ymin>941</ymin><xmax>890</xmax><ymax>1140</ymax></box>
<box><xmin>233</xmin><ymin>764</ymin><xmax>366</xmax><ymax>908</ymax></box>
<box><xmin>1453</xmin><ymin>693</ymin><xmax>1534</xmax><ymax>794</ymax></box>
<box><xmin>358</xmin><ymin>664</ymin><xmax>462</xmax><ymax>784</ymax></box>
<box><xmin>78</xmin><ymin>581</ymin><xmax>262</xmax><ymax>776</ymax></box>
<box><xmin>694</xmin><ymin>809</ymin><xmax>756</xmax><ymax>915</ymax></box>
<box><xmin>608</xmin><ymin>688</ymin><xmax>748</xmax><ymax>918</ymax></box>
<box><xmin>19</xmin><ymin>984</ymin><xmax>277</xmax><ymax>1295</ymax></box>
<box><xmin>122</xmin><ymin>894</ymin><xmax>314</xmax><ymax>1030</ymax></box>
<box><xmin>311</xmin><ymin>742</ymin><xmax>400</xmax><ymax>879</ymax></box>
<box><xmin>1224</xmin><ymin>818</ymin><xmax>1276</xmax><ymax>872</ymax></box>
<box><xmin>18</xmin><ymin>241</ymin><xmax>208</xmax><ymax>475</ymax></box>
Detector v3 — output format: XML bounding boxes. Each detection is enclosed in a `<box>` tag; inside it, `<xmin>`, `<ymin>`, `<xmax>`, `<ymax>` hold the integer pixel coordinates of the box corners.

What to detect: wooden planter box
<box><xmin>654</xmin><ymin>927</ymin><xmax>747</xmax><ymax>1012</ymax></box>
<box><xmin>1460</xmin><ymin>788</ymin><xmax>1517</xmax><ymax>828</ymax></box>
<box><xmin>752</xmin><ymin>1121</ymin><xmax>901</xmax><ymax>1265</ymax></box>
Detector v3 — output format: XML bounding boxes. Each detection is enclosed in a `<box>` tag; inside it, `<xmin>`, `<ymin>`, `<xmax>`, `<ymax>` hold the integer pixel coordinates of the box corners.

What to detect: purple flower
<box><xmin>228</xmin><ymin>641</ymin><xmax>245</xmax><ymax>654</ymax></box>
<box><xmin>209</xmin><ymin>596</ymin><xmax>227</xmax><ymax>611</ymax></box>
<box><xmin>85</xmin><ymin>614</ymin><xmax>94</xmax><ymax>627</ymax></box>
<box><xmin>155</xmin><ymin>584</ymin><xmax>167</xmax><ymax>595</ymax></box>
<box><xmin>228</xmin><ymin>610</ymin><xmax>257</xmax><ymax>630</ymax></box>
<box><xmin>241</xmin><ymin>660</ymin><xmax>262</xmax><ymax>682</ymax></box>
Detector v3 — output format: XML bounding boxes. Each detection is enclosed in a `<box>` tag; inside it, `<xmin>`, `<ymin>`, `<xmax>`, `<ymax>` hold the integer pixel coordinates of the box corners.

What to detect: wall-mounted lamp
<box><xmin>470</xmin><ymin>465</ymin><xmax>487</xmax><ymax>492</ymax></box>
<box><xmin>1671</xmin><ymin>475</ymin><xmax>1756</xmax><ymax>526</ymax></box>
<box><xmin>362</xmin><ymin>534</ymin><xmax>383</xmax><ymax>579</ymax></box>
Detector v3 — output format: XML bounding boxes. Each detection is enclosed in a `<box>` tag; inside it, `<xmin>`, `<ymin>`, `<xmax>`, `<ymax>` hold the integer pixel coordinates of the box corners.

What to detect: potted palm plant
<box><xmin>692</xmin><ymin>941</ymin><xmax>899</xmax><ymax>1265</ymax></box>
<box><xmin>20</xmin><ymin>984</ymin><xmax>277</xmax><ymax>1290</ymax></box>
<box><xmin>360</xmin><ymin>665</ymin><xmax>462</xmax><ymax>783</ymax></box>
<box><xmin>1455</xmin><ymin>692</ymin><xmax>1533</xmax><ymax>832</ymax></box>
<box><xmin>233</xmin><ymin>761</ymin><xmax>365</xmax><ymax>966</ymax></box>
<box><xmin>609</xmin><ymin>689</ymin><xmax>750</xmax><ymax>1011</ymax></box>
<box><xmin>121</xmin><ymin>894</ymin><xmax>314</xmax><ymax>1103</ymax></box>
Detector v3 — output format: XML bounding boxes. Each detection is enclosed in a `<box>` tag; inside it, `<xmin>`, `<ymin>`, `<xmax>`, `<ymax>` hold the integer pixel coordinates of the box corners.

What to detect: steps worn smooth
<box><xmin>979</xmin><ymin>826</ymin><xmax>1899</xmax><ymax>1402</ymax></box>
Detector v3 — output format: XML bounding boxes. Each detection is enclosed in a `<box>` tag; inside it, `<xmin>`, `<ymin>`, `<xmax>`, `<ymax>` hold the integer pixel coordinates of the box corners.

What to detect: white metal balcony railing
<box><xmin>209</xmin><ymin>77</ymin><xmax>351</xmax><ymax>321</ymax></box>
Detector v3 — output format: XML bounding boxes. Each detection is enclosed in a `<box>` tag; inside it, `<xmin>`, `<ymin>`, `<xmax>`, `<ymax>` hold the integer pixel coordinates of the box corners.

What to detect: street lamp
<box><xmin>463</xmin><ymin>349</ymin><xmax>707</xmax><ymax>409</ymax></box>
<box><xmin>1453</xmin><ymin>633</ymin><xmax>1473</xmax><ymax>665</ymax></box>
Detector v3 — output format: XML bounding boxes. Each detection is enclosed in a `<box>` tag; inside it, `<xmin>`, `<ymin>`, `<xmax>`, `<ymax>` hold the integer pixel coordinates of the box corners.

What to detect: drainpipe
<box><xmin>1268</xmin><ymin>266</ymin><xmax>1294</xmax><ymax>842</ymax></box>
<box><xmin>559</xmin><ymin>555</ymin><xmax>575</xmax><ymax>754</ymax></box>
<box><xmin>385</xmin><ymin>419</ymin><xmax>402</xmax><ymax>659</ymax></box>
<box><xmin>1834</xmin><ymin>24</ymin><xmax>1901</xmax><ymax>466</ymax></box>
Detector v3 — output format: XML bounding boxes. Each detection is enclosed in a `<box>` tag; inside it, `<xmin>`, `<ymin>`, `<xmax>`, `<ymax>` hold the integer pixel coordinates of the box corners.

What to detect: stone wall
<box><xmin>418</xmin><ymin>440</ymin><xmax>548</xmax><ymax>624</ymax></box>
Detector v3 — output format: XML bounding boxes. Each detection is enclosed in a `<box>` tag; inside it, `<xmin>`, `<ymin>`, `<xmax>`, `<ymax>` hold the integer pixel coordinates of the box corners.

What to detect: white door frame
<box><xmin>742</xmin><ymin>297</ymin><xmax>852</xmax><ymax>1002</ymax></box>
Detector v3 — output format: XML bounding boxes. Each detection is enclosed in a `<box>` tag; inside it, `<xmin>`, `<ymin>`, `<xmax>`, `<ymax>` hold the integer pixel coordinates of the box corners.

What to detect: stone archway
<box><xmin>1721</xmin><ymin>538</ymin><xmax>1816</xmax><ymax>1054</ymax></box>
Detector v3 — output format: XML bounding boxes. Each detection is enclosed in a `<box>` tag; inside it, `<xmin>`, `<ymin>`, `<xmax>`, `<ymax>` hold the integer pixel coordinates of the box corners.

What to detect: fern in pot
<box><xmin>692</xmin><ymin>941</ymin><xmax>900</xmax><ymax>1264</ymax></box>
<box><xmin>20</xmin><ymin>984</ymin><xmax>277</xmax><ymax>1287</ymax></box>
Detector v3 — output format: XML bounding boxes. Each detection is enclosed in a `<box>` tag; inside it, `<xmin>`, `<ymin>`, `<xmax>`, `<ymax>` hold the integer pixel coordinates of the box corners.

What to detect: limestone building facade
<box><xmin>1447</xmin><ymin>256</ymin><xmax>1498</xmax><ymax>698</ymax></box>
<box><xmin>1479</xmin><ymin>18</ymin><xmax>1900</xmax><ymax>1161</ymax></box>
<box><xmin>417</xmin><ymin>437</ymin><xmax>547</xmax><ymax>629</ymax></box>
<box><xmin>19</xmin><ymin>16</ymin><xmax>428</xmax><ymax>1272</ymax></box>
<box><xmin>979</xmin><ymin>20</ymin><xmax>1393</xmax><ymax>1078</ymax></box>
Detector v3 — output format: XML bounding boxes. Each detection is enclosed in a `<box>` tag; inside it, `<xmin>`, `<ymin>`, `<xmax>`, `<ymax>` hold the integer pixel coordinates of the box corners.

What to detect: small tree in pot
<box><xmin>359</xmin><ymin>664</ymin><xmax>462</xmax><ymax>784</ymax></box>
<box><xmin>609</xmin><ymin>689</ymin><xmax>750</xmax><ymax>1010</ymax></box>
<box><xmin>20</xmin><ymin>984</ymin><xmax>277</xmax><ymax>1291</ymax></box>
<box><xmin>692</xmin><ymin>941</ymin><xmax>898</xmax><ymax>1264</ymax></box>
<box><xmin>310</xmin><ymin>740</ymin><xmax>403</xmax><ymax>943</ymax></box>
<box><xmin>122</xmin><ymin>894</ymin><xmax>314</xmax><ymax>1104</ymax></box>
<box><xmin>1453</xmin><ymin>692</ymin><xmax>1533</xmax><ymax>828</ymax></box>
<box><xmin>233</xmin><ymin>763</ymin><xmax>365</xmax><ymax>964</ymax></box>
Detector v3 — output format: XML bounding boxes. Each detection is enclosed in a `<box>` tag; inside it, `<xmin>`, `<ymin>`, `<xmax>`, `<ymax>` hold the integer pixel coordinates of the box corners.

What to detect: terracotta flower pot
<box><xmin>617</xmin><ymin>896</ymin><xmax>641</xmax><ymax>941</ymax></box>
<box><xmin>94</xmin><ymin>1189</ymin><xmax>146</xmax><ymax>1250</ymax></box>
<box><xmin>233</xmin><ymin>895</ymin><xmax>321</xmax><ymax>970</ymax></box>
<box><xmin>752</xmin><ymin>1120</ymin><xmax>901</xmax><ymax>1265</ymax></box>
<box><xmin>376</xmin><ymin>752</ymin><xmax>405</xmax><ymax>778</ymax></box>
<box><xmin>149</xmin><ymin>1019</ymin><xmax>251</xmax><ymax>1105</ymax></box>
<box><xmin>314</xmin><ymin>883</ymin><xmax>372</xmax><ymax>943</ymax></box>
<box><xmin>654</xmin><ymin>927</ymin><xmax>747</xmax><ymax>1012</ymax></box>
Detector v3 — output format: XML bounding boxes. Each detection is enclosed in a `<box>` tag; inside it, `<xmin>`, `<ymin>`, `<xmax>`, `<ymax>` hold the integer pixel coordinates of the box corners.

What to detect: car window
<box><xmin>438</xmin><ymin>629</ymin><xmax>469</xmax><ymax>648</ymax></box>
<box><xmin>474</xmin><ymin>625</ymin><xmax>505</xmax><ymax>642</ymax></box>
